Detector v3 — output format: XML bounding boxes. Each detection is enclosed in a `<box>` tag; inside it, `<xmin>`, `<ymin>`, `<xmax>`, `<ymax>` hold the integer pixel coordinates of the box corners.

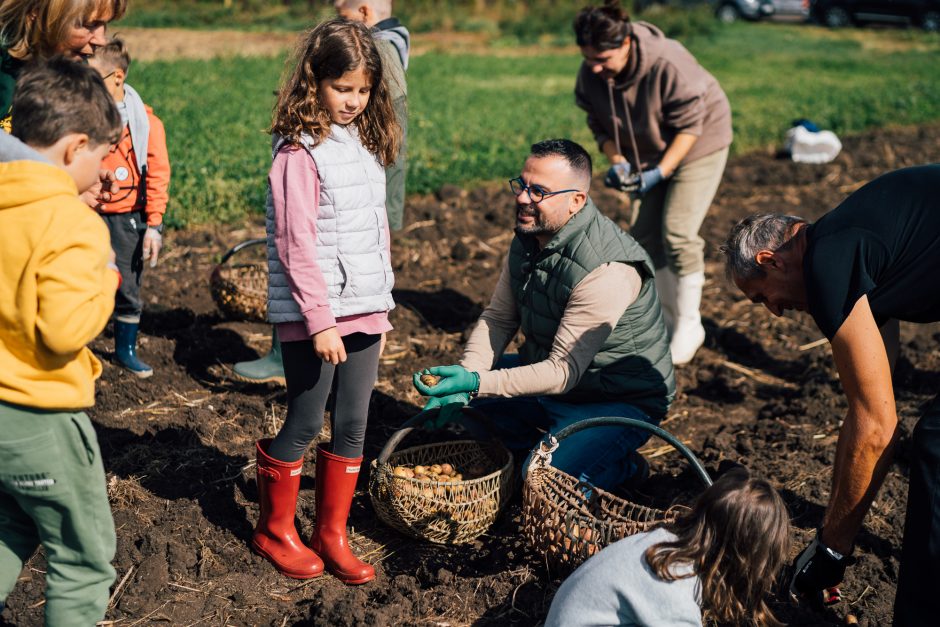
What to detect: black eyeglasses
<box><xmin>509</xmin><ymin>177</ymin><xmax>580</xmax><ymax>204</ymax></box>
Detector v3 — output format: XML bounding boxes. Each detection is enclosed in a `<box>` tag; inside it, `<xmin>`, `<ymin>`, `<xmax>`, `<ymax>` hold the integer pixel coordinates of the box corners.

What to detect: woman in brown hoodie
<box><xmin>574</xmin><ymin>1</ymin><xmax>732</xmax><ymax>365</ymax></box>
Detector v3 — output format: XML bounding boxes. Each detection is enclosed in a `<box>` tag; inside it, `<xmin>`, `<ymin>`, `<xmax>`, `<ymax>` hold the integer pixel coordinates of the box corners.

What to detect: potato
<box><xmin>419</xmin><ymin>373</ymin><xmax>441</xmax><ymax>387</ymax></box>
<box><xmin>430</xmin><ymin>464</ymin><xmax>443</xmax><ymax>475</ymax></box>
<box><xmin>413</xmin><ymin>465</ymin><xmax>428</xmax><ymax>476</ymax></box>
<box><xmin>393</xmin><ymin>466</ymin><xmax>414</xmax><ymax>479</ymax></box>
<box><xmin>440</xmin><ymin>463</ymin><xmax>454</xmax><ymax>475</ymax></box>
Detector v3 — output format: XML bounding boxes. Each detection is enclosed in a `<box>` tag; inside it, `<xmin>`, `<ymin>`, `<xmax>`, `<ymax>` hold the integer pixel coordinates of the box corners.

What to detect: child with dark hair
<box><xmin>89</xmin><ymin>37</ymin><xmax>172</xmax><ymax>378</ymax></box>
<box><xmin>545</xmin><ymin>468</ymin><xmax>791</xmax><ymax>626</ymax></box>
<box><xmin>0</xmin><ymin>57</ymin><xmax>122</xmax><ymax>625</ymax></box>
<box><xmin>249</xmin><ymin>18</ymin><xmax>401</xmax><ymax>585</ymax></box>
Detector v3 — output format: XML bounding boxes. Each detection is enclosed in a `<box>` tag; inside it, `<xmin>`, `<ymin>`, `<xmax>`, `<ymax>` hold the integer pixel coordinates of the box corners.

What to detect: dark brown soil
<box><xmin>4</xmin><ymin>124</ymin><xmax>938</xmax><ymax>626</ymax></box>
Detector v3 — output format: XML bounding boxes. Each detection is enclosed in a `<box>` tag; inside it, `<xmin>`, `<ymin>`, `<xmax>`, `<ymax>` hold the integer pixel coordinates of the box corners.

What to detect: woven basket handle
<box><xmin>535</xmin><ymin>416</ymin><xmax>713</xmax><ymax>489</ymax></box>
<box><xmin>218</xmin><ymin>237</ymin><xmax>266</xmax><ymax>265</ymax></box>
<box><xmin>376</xmin><ymin>406</ymin><xmax>494</xmax><ymax>466</ymax></box>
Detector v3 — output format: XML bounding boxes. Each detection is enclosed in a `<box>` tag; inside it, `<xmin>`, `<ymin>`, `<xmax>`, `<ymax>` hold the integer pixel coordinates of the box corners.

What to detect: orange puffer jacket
<box><xmin>97</xmin><ymin>103</ymin><xmax>171</xmax><ymax>227</ymax></box>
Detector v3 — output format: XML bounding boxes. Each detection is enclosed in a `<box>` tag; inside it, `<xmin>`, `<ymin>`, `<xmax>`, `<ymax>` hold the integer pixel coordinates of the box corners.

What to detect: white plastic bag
<box><xmin>784</xmin><ymin>125</ymin><xmax>842</xmax><ymax>164</ymax></box>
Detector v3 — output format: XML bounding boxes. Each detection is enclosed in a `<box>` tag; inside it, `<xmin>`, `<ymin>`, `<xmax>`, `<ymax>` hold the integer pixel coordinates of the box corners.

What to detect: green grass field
<box><xmin>127</xmin><ymin>22</ymin><xmax>940</xmax><ymax>228</ymax></box>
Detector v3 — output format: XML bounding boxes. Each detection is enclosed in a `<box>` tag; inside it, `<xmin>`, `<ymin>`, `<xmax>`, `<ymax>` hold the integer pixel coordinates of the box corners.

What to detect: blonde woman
<box><xmin>0</xmin><ymin>0</ymin><xmax>127</xmax><ymax>129</ymax></box>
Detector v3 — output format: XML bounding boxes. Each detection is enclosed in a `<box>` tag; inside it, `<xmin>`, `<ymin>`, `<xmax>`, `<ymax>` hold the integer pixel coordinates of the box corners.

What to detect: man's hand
<box><xmin>603</xmin><ymin>162</ymin><xmax>633</xmax><ymax>191</ymax></box>
<box><xmin>413</xmin><ymin>365</ymin><xmax>479</xmax><ymax>397</ymax></box>
<box><xmin>142</xmin><ymin>227</ymin><xmax>162</xmax><ymax>268</ymax></box>
<box><xmin>313</xmin><ymin>327</ymin><xmax>346</xmax><ymax>365</ymax></box>
<box><xmin>422</xmin><ymin>393</ymin><xmax>469</xmax><ymax>428</ymax></box>
<box><xmin>636</xmin><ymin>166</ymin><xmax>664</xmax><ymax>194</ymax></box>
<box><xmin>80</xmin><ymin>168</ymin><xmax>115</xmax><ymax>210</ymax></box>
<box><xmin>790</xmin><ymin>534</ymin><xmax>854</xmax><ymax>601</ymax></box>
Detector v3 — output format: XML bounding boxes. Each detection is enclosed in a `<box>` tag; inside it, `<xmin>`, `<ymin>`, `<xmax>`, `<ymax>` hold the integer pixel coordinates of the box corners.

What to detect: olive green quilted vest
<box><xmin>508</xmin><ymin>199</ymin><xmax>675</xmax><ymax>419</ymax></box>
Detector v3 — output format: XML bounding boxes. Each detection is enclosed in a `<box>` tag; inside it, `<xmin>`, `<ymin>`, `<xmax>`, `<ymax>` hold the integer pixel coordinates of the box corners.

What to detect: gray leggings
<box><xmin>267</xmin><ymin>333</ymin><xmax>381</xmax><ymax>462</ymax></box>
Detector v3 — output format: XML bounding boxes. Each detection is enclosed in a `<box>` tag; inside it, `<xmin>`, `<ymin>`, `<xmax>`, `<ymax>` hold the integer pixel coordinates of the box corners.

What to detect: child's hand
<box><xmin>313</xmin><ymin>327</ymin><xmax>347</xmax><ymax>365</ymax></box>
<box><xmin>142</xmin><ymin>227</ymin><xmax>162</xmax><ymax>268</ymax></box>
<box><xmin>79</xmin><ymin>168</ymin><xmax>115</xmax><ymax>209</ymax></box>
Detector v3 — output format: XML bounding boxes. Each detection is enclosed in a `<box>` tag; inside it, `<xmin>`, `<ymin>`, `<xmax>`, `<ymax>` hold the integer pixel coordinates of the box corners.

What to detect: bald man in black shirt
<box><xmin>722</xmin><ymin>164</ymin><xmax>940</xmax><ymax>627</ymax></box>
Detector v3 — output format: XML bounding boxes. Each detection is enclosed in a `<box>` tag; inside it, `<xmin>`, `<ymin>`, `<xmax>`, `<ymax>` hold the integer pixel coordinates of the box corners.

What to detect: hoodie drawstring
<box><xmin>605</xmin><ymin>77</ymin><xmax>643</xmax><ymax>173</ymax></box>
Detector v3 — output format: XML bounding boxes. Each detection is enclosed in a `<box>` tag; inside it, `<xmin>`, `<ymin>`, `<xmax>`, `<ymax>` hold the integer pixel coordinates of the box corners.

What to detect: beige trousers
<box><xmin>629</xmin><ymin>146</ymin><xmax>729</xmax><ymax>276</ymax></box>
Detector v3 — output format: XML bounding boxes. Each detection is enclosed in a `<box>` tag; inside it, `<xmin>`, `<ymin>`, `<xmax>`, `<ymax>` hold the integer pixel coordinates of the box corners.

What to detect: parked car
<box><xmin>772</xmin><ymin>0</ymin><xmax>812</xmax><ymax>20</ymax></box>
<box><xmin>811</xmin><ymin>0</ymin><xmax>940</xmax><ymax>30</ymax></box>
<box><xmin>715</xmin><ymin>0</ymin><xmax>776</xmax><ymax>22</ymax></box>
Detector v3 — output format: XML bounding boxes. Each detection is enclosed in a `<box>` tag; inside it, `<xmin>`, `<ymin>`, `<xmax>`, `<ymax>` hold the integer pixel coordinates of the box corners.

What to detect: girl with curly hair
<box><xmin>249</xmin><ymin>17</ymin><xmax>401</xmax><ymax>585</ymax></box>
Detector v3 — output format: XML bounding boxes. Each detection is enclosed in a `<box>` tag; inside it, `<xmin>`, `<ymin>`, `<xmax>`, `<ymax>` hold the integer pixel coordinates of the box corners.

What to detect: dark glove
<box><xmin>790</xmin><ymin>533</ymin><xmax>854</xmax><ymax>599</ymax></box>
<box><xmin>603</xmin><ymin>162</ymin><xmax>633</xmax><ymax>190</ymax></box>
<box><xmin>421</xmin><ymin>393</ymin><xmax>469</xmax><ymax>428</ymax></box>
<box><xmin>636</xmin><ymin>166</ymin><xmax>664</xmax><ymax>194</ymax></box>
<box><xmin>413</xmin><ymin>365</ymin><xmax>480</xmax><ymax>398</ymax></box>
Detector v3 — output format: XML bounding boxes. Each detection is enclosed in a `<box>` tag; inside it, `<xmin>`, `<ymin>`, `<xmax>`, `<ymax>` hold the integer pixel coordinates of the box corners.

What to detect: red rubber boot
<box><xmin>251</xmin><ymin>439</ymin><xmax>324</xmax><ymax>579</ymax></box>
<box><xmin>309</xmin><ymin>445</ymin><xmax>375</xmax><ymax>584</ymax></box>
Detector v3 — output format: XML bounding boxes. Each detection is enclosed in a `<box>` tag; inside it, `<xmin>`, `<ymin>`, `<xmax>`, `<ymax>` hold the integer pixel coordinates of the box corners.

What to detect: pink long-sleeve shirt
<box><xmin>271</xmin><ymin>144</ymin><xmax>392</xmax><ymax>342</ymax></box>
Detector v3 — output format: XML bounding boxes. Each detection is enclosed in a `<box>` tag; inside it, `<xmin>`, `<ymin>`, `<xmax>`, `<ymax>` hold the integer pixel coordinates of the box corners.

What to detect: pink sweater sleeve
<box><xmin>270</xmin><ymin>145</ymin><xmax>336</xmax><ymax>335</ymax></box>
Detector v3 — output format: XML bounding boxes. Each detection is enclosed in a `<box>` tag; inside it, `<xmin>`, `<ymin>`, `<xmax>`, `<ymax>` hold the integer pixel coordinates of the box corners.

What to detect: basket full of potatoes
<box><xmin>368</xmin><ymin>408</ymin><xmax>514</xmax><ymax>544</ymax></box>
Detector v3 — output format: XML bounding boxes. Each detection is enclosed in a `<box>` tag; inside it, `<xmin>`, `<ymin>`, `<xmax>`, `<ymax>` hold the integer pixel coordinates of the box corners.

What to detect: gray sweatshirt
<box><xmin>0</xmin><ymin>131</ymin><xmax>48</xmax><ymax>163</ymax></box>
<box><xmin>575</xmin><ymin>22</ymin><xmax>732</xmax><ymax>171</ymax></box>
<box><xmin>545</xmin><ymin>527</ymin><xmax>703</xmax><ymax>627</ymax></box>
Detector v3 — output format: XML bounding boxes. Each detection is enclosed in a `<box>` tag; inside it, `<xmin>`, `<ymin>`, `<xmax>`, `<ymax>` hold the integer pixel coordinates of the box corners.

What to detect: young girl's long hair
<box><xmin>645</xmin><ymin>468</ymin><xmax>790</xmax><ymax>627</ymax></box>
<box><xmin>271</xmin><ymin>18</ymin><xmax>400</xmax><ymax>166</ymax></box>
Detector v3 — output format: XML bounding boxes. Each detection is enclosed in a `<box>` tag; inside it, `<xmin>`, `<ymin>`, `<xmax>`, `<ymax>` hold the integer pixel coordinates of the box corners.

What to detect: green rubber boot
<box><xmin>233</xmin><ymin>326</ymin><xmax>285</xmax><ymax>385</ymax></box>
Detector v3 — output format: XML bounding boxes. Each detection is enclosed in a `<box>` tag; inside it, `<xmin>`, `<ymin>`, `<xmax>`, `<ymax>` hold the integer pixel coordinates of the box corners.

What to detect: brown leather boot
<box><xmin>251</xmin><ymin>439</ymin><xmax>324</xmax><ymax>579</ymax></box>
<box><xmin>309</xmin><ymin>445</ymin><xmax>375</xmax><ymax>584</ymax></box>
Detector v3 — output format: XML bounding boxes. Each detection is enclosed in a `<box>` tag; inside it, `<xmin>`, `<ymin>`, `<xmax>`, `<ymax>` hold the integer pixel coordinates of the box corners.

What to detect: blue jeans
<box><xmin>458</xmin><ymin>357</ymin><xmax>660</xmax><ymax>491</ymax></box>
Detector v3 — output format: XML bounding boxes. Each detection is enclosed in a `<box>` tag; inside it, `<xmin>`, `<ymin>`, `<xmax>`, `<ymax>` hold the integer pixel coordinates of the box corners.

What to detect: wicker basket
<box><xmin>209</xmin><ymin>238</ymin><xmax>268</xmax><ymax>322</ymax></box>
<box><xmin>522</xmin><ymin>416</ymin><xmax>712</xmax><ymax>576</ymax></box>
<box><xmin>369</xmin><ymin>409</ymin><xmax>514</xmax><ymax>545</ymax></box>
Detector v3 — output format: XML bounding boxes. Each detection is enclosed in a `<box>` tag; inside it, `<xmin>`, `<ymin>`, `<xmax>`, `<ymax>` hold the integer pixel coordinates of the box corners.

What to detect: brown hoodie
<box><xmin>575</xmin><ymin>21</ymin><xmax>732</xmax><ymax>170</ymax></box>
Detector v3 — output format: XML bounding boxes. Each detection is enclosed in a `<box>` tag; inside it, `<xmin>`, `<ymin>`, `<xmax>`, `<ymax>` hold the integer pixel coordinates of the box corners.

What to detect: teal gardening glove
<box><xmin>413</xmin><ymin>365</ymin><xmax>481</xmax><ymax>429</ymax></box>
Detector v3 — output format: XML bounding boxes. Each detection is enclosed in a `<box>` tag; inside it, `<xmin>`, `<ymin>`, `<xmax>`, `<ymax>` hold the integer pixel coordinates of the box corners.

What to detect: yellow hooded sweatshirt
<box><xmin>0</xmin><ymin>160</ymin><xmax>120</xmax><ymax>409</ymax></box>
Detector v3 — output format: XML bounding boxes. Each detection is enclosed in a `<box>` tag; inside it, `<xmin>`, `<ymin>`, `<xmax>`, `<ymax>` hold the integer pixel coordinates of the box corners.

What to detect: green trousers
<box><xmin>0</xmin><ymin>402</ymin><xmax>115</xmax><ymax>626</ymax></box>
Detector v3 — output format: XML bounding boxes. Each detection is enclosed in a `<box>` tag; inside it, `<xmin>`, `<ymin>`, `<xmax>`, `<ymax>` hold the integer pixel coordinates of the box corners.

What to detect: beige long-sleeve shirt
<box><xmin>460</xmin><ymin>257</ymin><xmax>643</xmax><ymax>397</ymax></box>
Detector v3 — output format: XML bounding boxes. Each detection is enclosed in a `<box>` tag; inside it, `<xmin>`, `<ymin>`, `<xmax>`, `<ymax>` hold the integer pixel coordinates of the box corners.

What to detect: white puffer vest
<box><xmin>266</xmin><ymin>125</ymin><xmax>395</xmax><ymax>323</ymax></box>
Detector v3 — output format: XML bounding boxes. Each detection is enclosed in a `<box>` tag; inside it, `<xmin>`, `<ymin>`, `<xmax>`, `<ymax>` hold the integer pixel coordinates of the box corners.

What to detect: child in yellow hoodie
<box><xmin>0</xmin><ymin>58</ymin><xmax>122</xmax><ymax>625</ymax></box>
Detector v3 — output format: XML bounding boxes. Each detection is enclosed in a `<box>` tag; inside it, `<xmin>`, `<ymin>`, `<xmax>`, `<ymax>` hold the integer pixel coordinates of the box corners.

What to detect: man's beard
<box><xmin>514</xmin><ymin>203</ymin><xmax>556</xmax><ymax>237</ymax></box>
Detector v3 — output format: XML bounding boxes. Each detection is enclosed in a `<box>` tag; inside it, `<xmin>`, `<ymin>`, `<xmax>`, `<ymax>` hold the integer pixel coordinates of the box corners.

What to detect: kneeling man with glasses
<box><xmin>413</xmin><ymin>139</ymin><xmax>675</xmax><ymax>490</ymax></box>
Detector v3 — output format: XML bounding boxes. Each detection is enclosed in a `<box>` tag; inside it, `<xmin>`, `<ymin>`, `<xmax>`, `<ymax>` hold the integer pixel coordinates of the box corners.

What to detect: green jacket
<box><xmin>508</xmin><ymin>199</ymin><xmax>675</xmax><ymax>419</ymax></box>
<box><xmin>1</xmin><ymin>48</ymin><xmax>24</xmax><ymax>133</ymax></box>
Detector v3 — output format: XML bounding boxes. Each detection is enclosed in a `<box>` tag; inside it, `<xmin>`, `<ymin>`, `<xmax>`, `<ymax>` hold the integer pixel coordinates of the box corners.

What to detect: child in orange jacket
<box><xmin>89</xmin><ymin>37</ymin><xmax>171</xmax><ymax>378</ymax></box>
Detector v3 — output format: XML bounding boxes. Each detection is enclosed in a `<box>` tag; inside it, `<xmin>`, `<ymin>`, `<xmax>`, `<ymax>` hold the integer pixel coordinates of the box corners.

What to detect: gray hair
<box><xmin>720</xmin><ymin>214</ymin><xmax>808</xmax><ymax>280</ymax></box>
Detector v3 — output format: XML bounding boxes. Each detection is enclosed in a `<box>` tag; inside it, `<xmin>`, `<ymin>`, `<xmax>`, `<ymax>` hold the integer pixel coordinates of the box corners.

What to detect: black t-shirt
<box><xmin>804</xmin><ymin>164</ymin><xmax>940</xmax><ymax>339</ymax></box>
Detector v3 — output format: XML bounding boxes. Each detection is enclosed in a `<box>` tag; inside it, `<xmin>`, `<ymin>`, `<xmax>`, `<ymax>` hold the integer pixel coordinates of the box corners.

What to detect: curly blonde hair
<box><xmin>645</xmin><ymin>468</ymin><xmax>791</xmax><ymax>627</ymax></box>
<box><xmin>271</xmin><ymin>18</ymin><xmax>400</xmax><ymax>166</ymax></box>
<box><xmin>0</xmin><ymin>0</ymin><xmax>127</xmax><ymax>59</ymax></box>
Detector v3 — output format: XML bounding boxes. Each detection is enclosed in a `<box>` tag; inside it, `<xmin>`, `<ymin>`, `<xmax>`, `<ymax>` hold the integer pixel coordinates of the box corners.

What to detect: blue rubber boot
<box><xmin>232</xmin><ymin>326</ymin><xmax>285</xmax><ymax>385</ymax></box>
<box><xmin>114</xmin><ymin>320</ymin><xmax>153</xmax><ymax>378</ymax></box>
